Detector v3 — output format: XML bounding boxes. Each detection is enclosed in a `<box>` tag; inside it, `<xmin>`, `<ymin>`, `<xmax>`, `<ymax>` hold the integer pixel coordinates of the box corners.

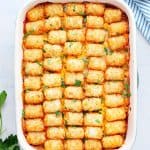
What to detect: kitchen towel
<box><xmin>124</xmin><ymin>0</ymin><xmax>150</xmax><ymax>43</ymax></box>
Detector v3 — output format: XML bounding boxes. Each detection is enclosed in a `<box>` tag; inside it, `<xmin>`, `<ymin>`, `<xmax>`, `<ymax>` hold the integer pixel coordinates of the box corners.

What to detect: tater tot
<box><xmin>44</xmin><ymin>57</ymin><xmax>62</xmax><ymax>72</ymax></box>
<box><xmin>86</xmin><ymin>44</ymin><xmax>105</xmax><ymax>57</ymax></box>
<box><xmin>64</xmin><ymin>87</ymin><xmax>84</xmax><ymax>99</ymax></box>
<box><xmin>24</xmin><ymin>105</ymin><xmax>43</xmax><ymax>119</ymax></box>
<box><xmin>83</xmin><ymin>98</ymin><xmax>102</xmax><ymax>111</ymax></box>
<box><xmin>64</xmin><ymin>140</ymin><xmax>83</xmax><ymax>150</ymax></box>
<box><xmin>43</xmin><ymin>100</ymin><xmax>62</xmax><ymax>113</ymax></box>
<box><xmin>85</xmin><ymin>140</ymin><xmax>102</xmax><ymax>150</ymax></box>
<box><xmin>106</xmin><ymin>52</ymin><xmax>126</xmax><ymax>66</ymax></box>
<box><xmin>48</xmin><ymin>30</ymin><xmax>66</xmax><ymax>44</ymax></box>
<box><xmin>105</xmin><ymin>94</ymin><xmax>124</xmax><ymax>107</ymax></box>
<box><xmin>24</xmin><ymin>49</ymin><xmax>43</xmax><ymax>62</ymax></box>
<box><xmin>105</xmin><ymin>121</ymin><xmax>126</xmax><ymax>135</ymax></box>
<box><xmin>84</xmin><ymin>113</ymin><xmax>103</xmax><ymax>126</ymax></box>
<box><xmin>25</xmin><ymin>119</ymin><xmax>44</xmax><ymax>132</ymax></box>
<box><xmin>85</xmin><ymin>84</ymin><xmax>103</xmax><ymax>97</ymax></box>
<box><xmin>102</xmin><ymin>135</ymin><xmax>124</xmax><ymax>149</ymax></box>
<box><xmin>24</xmin><ymin>35</ymin><xmax>44</xmax><ymax>49</ymax></box>
<box><xmin>64</xmin><ymin>16</ymin><xmax>83</xmax><ymax>29</ymax></box>
<box><xmin>105</xmin><ymin>107</ymin><xmax>126</xmax><ymax>121</ymax></box>
<box><xmin>105</xmin><ymin>67</ymin><xmax>124</xmax><ymax>80</ymax></box>
<box><xmin>25</xmin><ymin>20</ymin><xmax>45</xmax><ymax>34</ymax></box>
<box><xmin>86</xmin><ymin>16</ymin><xmax>104</xmax><ymax>28</ymax></box>
<box><xmin>85</xmin><ymin>127</ymin><xmax>103</xmax><ymax>139</ymax></box>
<box><xmin>24</xmin><ymin>62</ymin><xmax>43</xmax><ymax>76</ymax></box>
<box><xmin>45</xmin><ymin>140</ymin><xmax>64</xmax><ymax>150</ymax></box>
<box><xmin>104</xmin><ymin>81</ymin><xmax>124</xmax><ymax>94</ymax></box>
<box><xmin>25</xmin><ymin>90</ymin><xmax>43</xmax><ymax>104</ymax></box>
<box><xmin>88</xmin><ymin>57</ymin><xmax>106</xmax><ymax>71</ymax></box>
<box><xmin>86</xmin><ymin>29</ymin><xmax>107</xmax><ymax>43</ymax></box>
<box><xmin>64</xmin><ymin>42</ymin><xmax>83</xmax><ymax>56</ymax></box>
<box><xmin>24</xmin><ymin>77</ymin><xmax>41</xmax><ymax>90</ymax></box>
<box><xmin>65</xmin><ymin>72</ymin><xmax>84</xmax><ymax>85</ymax></box>
<box><xmin>104</xmin><ymin>8</ymin><xmax>122</xmax><ymax>23</ymax></box>
<box><xmin>43</xmin><ymin>44</ymin><xmax>62</xmax><ymax>58</ymax></box>
<box><xmin>86</xmin><ymin>70</ymin><xmax>104</xmax><ymax>84</ymax></box>
<box><xmin>27</xmin><ymin>5</ymin><xmax>44</xmax><ymax>21</ymax></box>
<box><xmin>64</xmin><ymin>99</ymin><xmax>82</xmax><ymax>112</ymax></box>
<box><xmin>108</xmin><ymin>35</ymin><xmax>128</xmax><ymax>50</ymax></box>
<box><xmin>109</xmin><ymin>21</ymin><xmax>129</xmax><ymax>36</ymax></box>
<box><xmin>67</xmin><ymin>29</ymin><xmax>85</xmax><ymax>42</ymax></box>
<box><xmin>45</xmin><ymin>17</ymin><xmax>61</xmax><ymax>31</ymax></box>
<box><xmin>45</xmin><ymin>4</ymin><xmax>64</xmax><ymax>17</ymax></box>
<box><xmin>44</xmin><ymin>87</ymin><xmax>62</xmax><ymax>100</ymax></box>
<box><xmin>65</xmin><ymin>112</ymin><xmax>83</xmax><ymax>125</ymax></box>
<box><xmin>26</xmin><ymin>132</ymin><xmax>45</xmax><ymax>145</ymax></box>
<box><xmin>86</xmin><ymin>3</ymin><xmax>105</xmax><ymax>16</ymax></box>
<box><xmin>64</xmin><ymin>4</ymin><xmax>85</xmax><ymax>16</ymax></box>
<box><xmin>47</xmin><ymin>127</ymin><xmax>65</xmax><ymax>139</ymax></box>
<box><xmin>42</xmin><ymin>73</ymin><xmax>61</xmax><ymax>87</ymax></box>
<box><xmin>66</xmin><ymin>58</ymin><xmax>84</xmax><ymax>72</ymax></box>
<box><xmin>66</xmin><ymin>127</ymin><xmax>84</xmax><ymax>139</ymax></box>
<box><xmin>44</xmin><ymin>114</ymin><xmax>63</xmax><ymax>126</ymax></box>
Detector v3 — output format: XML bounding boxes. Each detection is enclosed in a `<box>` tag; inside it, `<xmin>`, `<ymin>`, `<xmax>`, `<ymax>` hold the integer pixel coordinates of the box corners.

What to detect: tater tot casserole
<box><xmin>22</xmin><ymin>2</ymin><xmax>130</xmax><ymax>150</ymax></box>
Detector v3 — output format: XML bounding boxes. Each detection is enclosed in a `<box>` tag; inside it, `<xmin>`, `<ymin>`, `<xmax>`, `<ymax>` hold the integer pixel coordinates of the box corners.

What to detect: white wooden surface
<box><xmin>0</xmin><ymin>0</ymin><xmax>150</xmax><ymax>149</ymax></box>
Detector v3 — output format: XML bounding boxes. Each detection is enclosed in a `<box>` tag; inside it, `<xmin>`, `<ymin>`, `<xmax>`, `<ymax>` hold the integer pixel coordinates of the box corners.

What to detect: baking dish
<box><xmin>15</xmin><ymin>0</ymin><xmax>137</xmax><ymax>149</ymax></box>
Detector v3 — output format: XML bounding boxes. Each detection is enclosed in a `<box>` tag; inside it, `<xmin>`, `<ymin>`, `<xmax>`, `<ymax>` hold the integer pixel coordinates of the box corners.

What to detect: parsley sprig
<box><xmin>74</xmin><ymin>80</ymin><xmax>82</xmax><ymax>86</ymax></box>
<box><xmin>0</xmin><ymin>135</ymin><xmax>20</xmax><ymax>150</ymax></box>
<box><xmin>0</xmin><ymin>91</ymin><xmax>7</xmax><ymax>134</ymax></box>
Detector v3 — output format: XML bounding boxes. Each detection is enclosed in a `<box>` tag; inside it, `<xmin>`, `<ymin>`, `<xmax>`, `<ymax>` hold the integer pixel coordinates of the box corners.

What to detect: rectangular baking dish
<box><xmin>15</xmin><ymin>0</ymin><xmax>137</xmax><ymax>149</ymax></box>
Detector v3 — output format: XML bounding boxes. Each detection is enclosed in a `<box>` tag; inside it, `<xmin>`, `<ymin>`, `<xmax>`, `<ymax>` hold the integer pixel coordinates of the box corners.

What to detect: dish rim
<box><xmin>15</xmin><ymin>0</ymin><xmax>137</xmax><ymax>150</ymax></box>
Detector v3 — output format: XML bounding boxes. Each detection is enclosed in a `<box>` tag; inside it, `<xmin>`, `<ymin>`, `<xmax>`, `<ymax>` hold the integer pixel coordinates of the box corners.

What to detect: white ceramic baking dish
<box><xmin>15</xmin><ymin>0</ymin><xmax>137</xmax><ymax>149</ymax></box>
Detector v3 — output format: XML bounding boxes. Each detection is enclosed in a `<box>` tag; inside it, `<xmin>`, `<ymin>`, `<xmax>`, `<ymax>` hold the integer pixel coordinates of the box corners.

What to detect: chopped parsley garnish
<box><xmin>22</xmin><ymin>109</ymin><xmax>25</xmax><ymax>118</ymax></box>
<box><xmin>73</xmin><ymin>5</ymin><xmax>76</xmax><ymax>12</ymax></box>
<box><xmin>122</xmin><ymin>83</ymin><xmax>131</xmax><ymax>98</ymax></box>
<box><xmin>68</xmin><ymin>42</ymin><xmax>73</xmax><ymax>48</ymax></box>
<box><xmin>104</xmin><ymin>47</ymin><xmax>113</xmax><ymax>55</ymax></box>
<box><xmin>61</xmin><ymin>80</ymin><xmax>66</xmax><ymax>88</ymax></box>
<box><xmin>42</xmin><ymin>48</ymin><xmax>46</xmax><ymax>52</ymax></box>
<box><xmin>83</xmin><ymin>16</ymin><xmax>87</xmax><ymax>23</ymax></box>
<box><xmin>72</xmin><ymin>99</ymin><xmax>77</xmax><ymax>103</ymax></box>
<box><xmin>35</xmin><ymin>61</ymin><xmax>42</xmax><ymax>66</ymax></box>
<box><xmin>23</xmin><ymin>30</ymin><xmax>34</xmax><ymax>39</ymax></box>
<box><xmin>95</xmin><ymin>119</ymin><xmax>100</xmax><ymax>123</ymax></box>
<box><xmin>74</xmin><ymin>80</ymin><xmax>81</xmax><ymax>86</ymax></box>
<box><xmin>82</xmin><ymin>58</ymin><xmax>88</xmax><ymax>64</ymax></box>
<box><xmin>43</xmin><ymin>39</ymin><xmax>49</xmax><ymax>43</ymax></box>
<box><xmin>55</xmin><ymin>111</ymin><xmax>61</xmax><ymax>117</ymax></box>
<box><xmin>60</xmin><ymin>27</ymin><xmax>64</xmax><ymax>30</ymax></box>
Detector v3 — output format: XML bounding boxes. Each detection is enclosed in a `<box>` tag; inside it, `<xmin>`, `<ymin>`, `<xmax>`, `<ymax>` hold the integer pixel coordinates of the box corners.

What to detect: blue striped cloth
<box><xmin>124</xmin><ymin>0</ymin><xmax>150</xmax><ymax>43</ymax></box>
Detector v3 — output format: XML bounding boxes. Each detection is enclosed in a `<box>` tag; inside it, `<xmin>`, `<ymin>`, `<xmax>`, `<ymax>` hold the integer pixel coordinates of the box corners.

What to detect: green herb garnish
<box><xmin>42</xmin><ymin>48</ymin><xmax>46</xmax><ymax>52</ymax></box>
<box><xmin>74</xmin><ymin>80</ymin><xmax>81</xmax><ymax>86</ymax></box>
<box><xmin>82</xmin><ymin>58</ymin><xmax>88</xmax><ymax>64</ymax></box>
<box><xmin>60</xmin><ymin>27</ymin><xmax>64</xmax><ymax>30</ymax></box>
<box><xmin>22</xmin><ymin>109</ymin><xmax>25</xmax><ymax>118</ymax></box>
<box><xmin>55</xmin><ymin>111</ymin><xmax>61</xmax><ymax>117</ymax></box>
<box><xmin>73</xmin><ymin>5</ymin><xmax>76</xmax><ymax>12</ymax></box>
<box><xmin>61</xmin><ymin>80</ymin><xmax>66</xmax><ymax>88</ymax></box>
<box><xmin>0</xmin><ymin>134</ymin><xmax>20</xmax><ymax>150</ymax></box>
<box><xmin>72</xmin><ymin>99</ymin><xmax>77</xmax><ymax>103</ymax></box>
<box><xmin>68</xmin><ymin>42</ymin><xmax>73</xmax><ymax>48</ymax></box>
<box><xmin>95</xmin><ymin>119</ymin><xmax>100</xmax><ymax>123</ymax></box>
<box><xmin>83</xmin><ymin>16</ymin><xmax>87</xmax><ymax>23</ymax></box>
<box><xmin>35</xmin><ymin>61</ymin><xmax>42</xmax><ymax>66</ymax></box>
<box><xmin>122</xmin><ymin>83</ymin><xmax>131</xmax><ymax>98</ymax></box>
<box><xmin>104</xmin><ymin>47</ymin><xmax>113</xmax><ymax>55</ymax></box>
<box><xmin>23</xmin><ymin>30</ymin><xmax>34</xmax><ymax>39</ymax></box>
<box><xmin>0</xmin><ymin>91</ymin><xmax>7</xmax><ymax>134</ymax></box>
